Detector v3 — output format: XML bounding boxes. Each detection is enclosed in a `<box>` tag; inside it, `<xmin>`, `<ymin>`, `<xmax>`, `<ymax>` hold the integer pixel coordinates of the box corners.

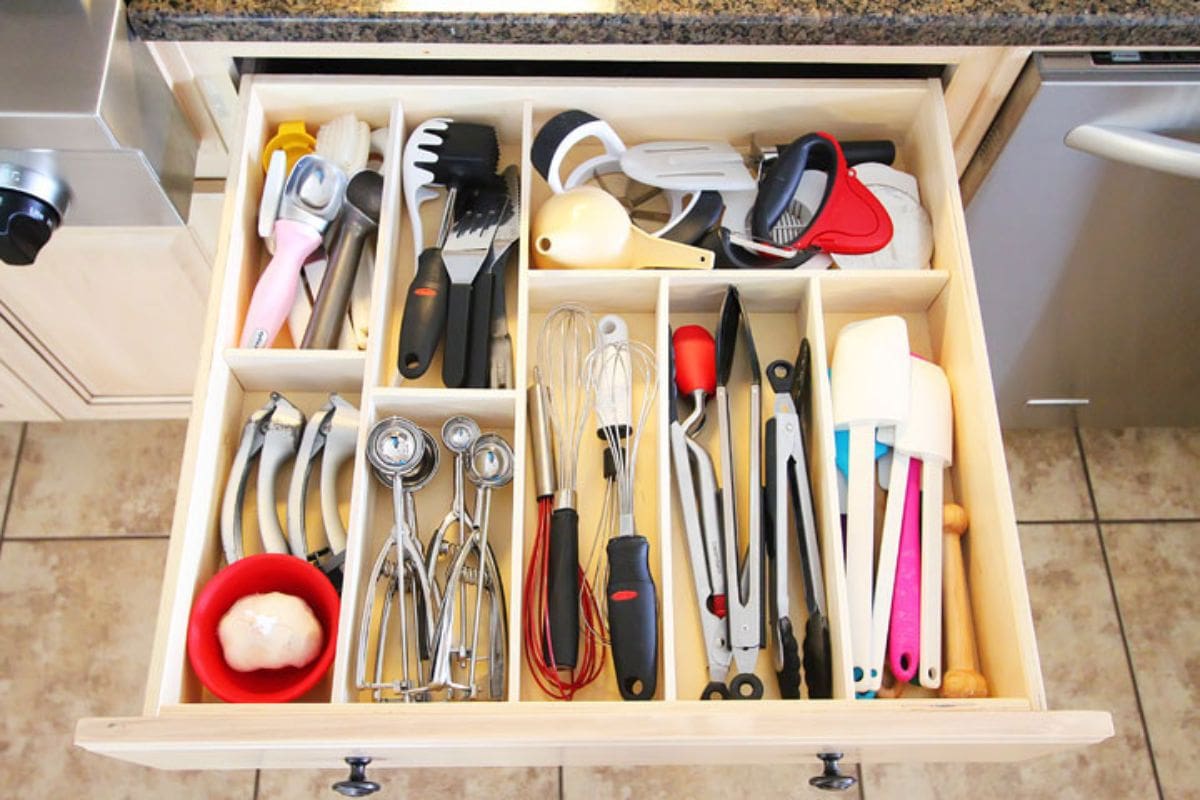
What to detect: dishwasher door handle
<box><xmin>1065</xmin><ymin>124</ymin><xmax>1200</xmax><ymax>180</ymax></box>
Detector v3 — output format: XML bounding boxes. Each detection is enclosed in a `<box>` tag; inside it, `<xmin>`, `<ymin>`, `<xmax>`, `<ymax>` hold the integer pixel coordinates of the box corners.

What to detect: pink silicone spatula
<box><xmin>888</xmin><ymin>458</ymin><xmax>922</xmax><ymax>683</ymax></box>
<box><xmin>879</xmin><ymin>356</ymin><xmax>953</xmax><ymax>688</ymax></box>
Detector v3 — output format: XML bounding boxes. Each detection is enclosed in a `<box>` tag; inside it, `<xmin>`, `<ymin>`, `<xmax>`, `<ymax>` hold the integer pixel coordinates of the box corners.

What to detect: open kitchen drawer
<box><xmin>75</xmin><ymin>74</ymin><xmax>1112</xmax><ymax>778</ymax></box>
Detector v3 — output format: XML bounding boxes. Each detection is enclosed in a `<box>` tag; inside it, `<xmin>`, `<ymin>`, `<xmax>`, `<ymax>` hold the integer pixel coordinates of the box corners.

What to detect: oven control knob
<box><xmin>0</xmin><ymin>164</ymin><xmax>69</xmax><ymax>266</ymax></box>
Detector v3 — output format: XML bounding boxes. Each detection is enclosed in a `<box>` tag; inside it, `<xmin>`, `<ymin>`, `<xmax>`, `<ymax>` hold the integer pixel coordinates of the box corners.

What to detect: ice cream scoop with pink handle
<box><xmin>240</xmin><ymin>154</ymin><xmax>347</xmax><ymax>348</ymax></box>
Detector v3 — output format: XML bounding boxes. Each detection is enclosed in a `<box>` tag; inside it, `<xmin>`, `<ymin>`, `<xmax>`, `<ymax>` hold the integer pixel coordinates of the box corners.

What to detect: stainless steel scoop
<box><xmin>357</xmin><ymin>417</ymin><xmax>441</xmax><ymax>702</ymax></box>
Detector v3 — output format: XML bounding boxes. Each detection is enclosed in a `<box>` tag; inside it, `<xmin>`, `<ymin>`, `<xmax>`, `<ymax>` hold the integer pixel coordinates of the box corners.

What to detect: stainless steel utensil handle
<box><xmin>303</xmin><ymin>208</ymin><xmax>376</xmax><ymax>349</ymax></box>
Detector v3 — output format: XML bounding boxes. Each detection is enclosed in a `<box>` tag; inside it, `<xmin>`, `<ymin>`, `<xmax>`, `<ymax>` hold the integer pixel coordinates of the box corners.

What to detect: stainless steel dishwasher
<box><xmin>963</xmin><ymin>52</ymin><xmax>1200</xmax><ymax>428</ymax></box>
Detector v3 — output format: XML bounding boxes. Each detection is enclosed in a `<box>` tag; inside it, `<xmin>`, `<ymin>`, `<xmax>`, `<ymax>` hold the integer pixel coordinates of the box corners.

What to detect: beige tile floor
<box><xmin>0</xmin><ymin>422</ymin><xmax>1194</xmax><ymax>799</ymax></box>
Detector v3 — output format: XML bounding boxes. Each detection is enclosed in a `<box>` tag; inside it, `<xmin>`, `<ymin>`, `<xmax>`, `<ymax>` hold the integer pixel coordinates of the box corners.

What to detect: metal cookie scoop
<box><xmin>426</xmin><ymin>416</ymin><xmax>481</xmax><ymax>660</ymax></box>
<box><xmin>432</xmin><ymin>433</ymin><xmax>513</xmax><ymax>699</ymax></box>
<box><xmin>358</xmin><ymin>417</ymin><xmax>441</xmax><ymax>703</ymax></box>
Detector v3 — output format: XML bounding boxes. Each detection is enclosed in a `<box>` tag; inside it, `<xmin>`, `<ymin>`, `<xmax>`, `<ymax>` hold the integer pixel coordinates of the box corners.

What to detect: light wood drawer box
<box><xmin>75</xmin><ymin>74</ymin><xmax>1112</xmax><ymax>777</ymax></box>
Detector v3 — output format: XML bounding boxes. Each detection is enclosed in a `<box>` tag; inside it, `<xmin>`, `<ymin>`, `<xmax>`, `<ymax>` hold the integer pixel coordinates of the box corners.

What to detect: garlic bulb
<box><xmin>217</xmin><ymin>592</ymin><xmax>323</xmax><ymax>672</ymax></box>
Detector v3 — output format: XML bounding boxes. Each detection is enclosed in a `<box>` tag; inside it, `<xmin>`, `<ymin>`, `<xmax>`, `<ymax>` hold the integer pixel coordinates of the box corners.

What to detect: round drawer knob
<box><xmin>809</xmin><ymin>752</ymin><xmax>857</xmax><ymax>792</ymax></box>
<box><xmin>332</xmin><ymin>757</ymin><xmax>381</xmax><ymax>797</ymax></box>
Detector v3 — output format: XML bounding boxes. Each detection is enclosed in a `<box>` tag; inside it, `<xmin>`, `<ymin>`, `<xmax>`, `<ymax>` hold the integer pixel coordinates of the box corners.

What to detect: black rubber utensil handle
<box><xmin>441</xmin><ymin>280</ymin><xmax>473</xmax><ymax>388</ymax></box>
<box><xmin>662</xmin><ymin>190</ymin><xmax>724</xmax><ymax>246</ymax></box>
<box><xmin>607</xmin><ymin>535</ymin><xmax>658</xmax><ymax>701</ymax></box>
<box><xmin>531</xmin><ymin>109</ymin><xmax>601</xmax><ymax>182</ymax></box>
<box><xmin>776</xmin><ymin>616</ymin><xmax>803</xmax><ymax>700</ymax></box>
<box><xmin>397</xmin><ymin>248</ymin><xmax>449</xmax><ymax>379</ymax></box>
<box><xmin>465</xmin><ymin>263</ymin><xmax>493</xmax><ymax>388</ymax></box>
<box><xmin>753</xmin><ymin>133</ymin><xmax>830</xmax><ymax>241</ymax></box>
<box><xmin>764</xmin><ymin>416</ymin><xmax>779</xmax><ymax>559</ymax></box>
<box><xmin>773</xmin><ymin>139</ymin><xmax>893</xmax><ymax>168</ymax></box>
<box><xmin>842</xmin><ymin>140</ymin><xmax>896</xmax><ymax>167</ymax></box>
<box><xmin>545</xmin><ymin>507</ymin><xmax>580</xmax><ymax>669</ymax></box>
<box><xmin>804</xmin><ymin>609</ymin><xmax>833</xmax><ymax>699</ymax></box>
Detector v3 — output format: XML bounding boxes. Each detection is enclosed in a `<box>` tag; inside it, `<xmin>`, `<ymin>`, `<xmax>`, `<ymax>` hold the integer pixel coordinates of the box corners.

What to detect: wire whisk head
<box><xmin>537</xmin><ymin>303</ymin><xmax>599</xmax><ymax>504</ymax></box>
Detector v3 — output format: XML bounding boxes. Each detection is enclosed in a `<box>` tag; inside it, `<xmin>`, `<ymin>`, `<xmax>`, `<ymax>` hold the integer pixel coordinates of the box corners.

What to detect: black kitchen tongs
<box><xmin>714</xmin><ymin>286</ymin><xmax>766</xmax><ymax>699</ymax></box>
<box><xmin>765</xmin><ymin>340</ymin><xmax>832</xmax><ymax>699</ymax></box>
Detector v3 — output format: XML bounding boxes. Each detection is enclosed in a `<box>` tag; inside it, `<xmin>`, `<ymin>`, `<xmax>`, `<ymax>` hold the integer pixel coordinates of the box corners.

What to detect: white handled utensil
<box><xmin>869</xmin><ymin>355</ymin><xmax>952</xmax><ymax>690</ymax></box>
<box><xmin>831</xmin><ymin>316</ymin><xmax>911</xmax><ymax>694</ymax></box>
<box><xmin>910</xmin><ymin>358</ymin><xmax>952</xmax><ymax>688</ymax></box>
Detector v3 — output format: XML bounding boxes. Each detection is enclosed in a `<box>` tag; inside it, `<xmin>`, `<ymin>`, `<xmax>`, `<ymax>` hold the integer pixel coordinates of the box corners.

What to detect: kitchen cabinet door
<box><xmin>0</xmin><ymin>226</ymin><xmax>210</xmax><ymax>419</ymax></box>
<box><xmin>0</xmin><ymin>318</ymin><xmax>57</xmax><ymax>421</ymax></box>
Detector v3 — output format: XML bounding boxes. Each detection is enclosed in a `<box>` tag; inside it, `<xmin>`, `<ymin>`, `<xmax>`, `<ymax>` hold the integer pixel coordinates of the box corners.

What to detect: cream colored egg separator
<box><xmin>532</xmin><ymin>186</ymin><xmax>712</xmax><ymax>270</ymax></box>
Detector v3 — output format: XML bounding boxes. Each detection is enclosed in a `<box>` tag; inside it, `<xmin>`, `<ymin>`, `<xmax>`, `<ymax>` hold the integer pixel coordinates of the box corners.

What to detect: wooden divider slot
<box><xmin>520</xmin><ymin>277</ymin><xmax>668</xmax><ymax>701</ymax></box>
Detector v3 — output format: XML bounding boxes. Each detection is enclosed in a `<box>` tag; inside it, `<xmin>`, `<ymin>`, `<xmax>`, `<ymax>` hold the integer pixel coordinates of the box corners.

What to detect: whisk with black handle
<box><xmin>584</xmin><ymin>326</ymin><xmax>659</xmax><ymax>701</ymax></box>
<box><xmin>536</xmin><ymin>304</ymin><xmax>598</xmax><ymax>671</ymax></box>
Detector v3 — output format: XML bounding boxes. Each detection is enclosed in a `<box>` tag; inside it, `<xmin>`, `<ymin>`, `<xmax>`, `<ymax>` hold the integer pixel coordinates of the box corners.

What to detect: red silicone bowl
<box><xmin>187</xmin><ymin>553</ymin><xmax>339</xmax><ymax>703</ymax></box>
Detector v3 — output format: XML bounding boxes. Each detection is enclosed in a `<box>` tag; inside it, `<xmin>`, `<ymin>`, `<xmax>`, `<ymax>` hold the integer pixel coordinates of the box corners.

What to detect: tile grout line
<box><xmin>252</xmin><ymin>768</ymin><xmax>261</xmax><ymax>800</ymax></box>
<box><xmin>557</xmin><ymin>764</ymin><xmax>564</xmax><ymax>800</ymax></box>
<box><xmin>0</xmin><ymin>423</ymin><xmax>28</xmax><ymax>557</ymax></box>
<box><xmin>1094</xmin><ymin>517</ymin><xmax>1200</xmax><ymax>525</ymax></box>
<box><xmin>1074</xmin><ymin>427</ymin><xmax>1165</xmax><ymax>800</ymax></box>
<box><xmin>1016</xmin><ymin>518</ymin><xmax>1100</xmax><ymax>526</ymax></box>
<box><xmin>856</xmin><ymin>762</ymin><xmax>866</xmax><ymax>798</ymax></box>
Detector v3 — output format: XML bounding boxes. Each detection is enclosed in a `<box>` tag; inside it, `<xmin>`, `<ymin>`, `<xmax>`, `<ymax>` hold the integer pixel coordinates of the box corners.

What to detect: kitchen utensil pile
<box><xmin>356</xmin><ymin>415</ymin><xmax>513</xmax><ymax>702</ymax></box>
<box><xmin>529</xmin><ymin>110</ymin><xmax>933</xmax><ymax>271</ymax></box>
<box><xmin>243</xmin><ymin>115</ymin><xmax>388</xmax><ymax>351</ymax></box>
<box><xmin>523</xmin><ymin>304</ymin><xmax>660</xmax><ymax>701</ymax></box>
<box><xmin>220</xmin><ymin>392</ymin><xmax>360</xmax><ymax>592</ymax></box>
<box><xmin>669</xmin><ymin>287</ymin><xmax>831</xmax><ymax>700</ymax></box>
<box><xmin>396</xmin><ymin>119</ymin><xmax>518</xmax><ymax>388</ymax></box>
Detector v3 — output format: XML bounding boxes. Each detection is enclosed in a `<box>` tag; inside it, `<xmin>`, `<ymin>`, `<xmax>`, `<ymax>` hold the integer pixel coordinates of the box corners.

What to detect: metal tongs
<box><xmin>668</xmin><ymin>325</ymin><xmax>732</xmax><ymax>699</ymax></box>
<box><xmin>765</xmin><ymin>340</ymin><xmax>832</xmax><ymax>699</ymax></box>
<box><xmin>286</xmin><ymin>393</ymin><xmax>359</xmax><ymax>590</ymax></box>
<box><xmin>714</xmin><ymin>286</ymin><xmax>765</xmax><ymax>699</ymax></box>
<box><xmin>220</xmin><ymin>392</ymin><xmax>304</xmax><ymax>564</ymax></box>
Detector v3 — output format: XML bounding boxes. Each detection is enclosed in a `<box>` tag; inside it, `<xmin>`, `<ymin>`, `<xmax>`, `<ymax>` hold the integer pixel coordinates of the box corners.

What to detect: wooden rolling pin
<box><xmin>939</xmin><ymin>503</ymin><xmax>988</xmax><ymax>698</ymax></box>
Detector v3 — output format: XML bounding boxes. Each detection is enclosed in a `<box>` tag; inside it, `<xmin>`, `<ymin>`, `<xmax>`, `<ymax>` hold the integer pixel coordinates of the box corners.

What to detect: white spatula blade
<box><xmin>620</xmin><ymin>140</ymin><xmax>757</xmax><ymax>192</ymax></box>
<box><xmin>831</xmin><ymin>315</ymin><xmax>912</xmax><ymax>694</ymax></box>
<box><xmin>831</xmin><ymin>316</ymin><xmax>911</xmax><ymax>428</ymax></box>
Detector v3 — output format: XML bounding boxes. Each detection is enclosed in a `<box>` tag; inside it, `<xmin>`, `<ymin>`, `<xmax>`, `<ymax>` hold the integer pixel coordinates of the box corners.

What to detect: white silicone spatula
<box><xmin>869</xmin><ymin>355</ymin><xmax>952</xmax><ymax>690</ymax></box>
<box><xmin>831</xmin><ymin>316</ymin><xmax>911</xmax><ymax>694</ymax></box>
<box><xmin>909</xmin><ymin>358</ymin><xmax>952</xmax><ymax>688</ymax></box>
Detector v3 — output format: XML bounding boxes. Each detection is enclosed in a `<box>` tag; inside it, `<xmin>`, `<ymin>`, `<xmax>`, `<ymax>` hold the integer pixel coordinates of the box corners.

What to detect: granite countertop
<box><xmin>127</xmin><ymin>1</ymin><xmax>1200</xmax><ymax>46</ymax></box>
